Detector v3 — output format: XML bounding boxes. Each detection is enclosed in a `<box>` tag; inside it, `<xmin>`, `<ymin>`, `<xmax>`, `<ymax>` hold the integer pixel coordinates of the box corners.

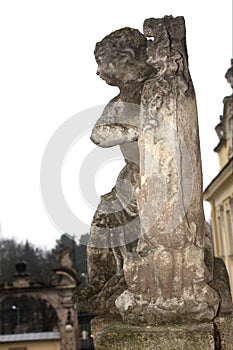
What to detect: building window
<box><xmin>230</xmin><ymin>197</ymin><xmax>233</xmax><ymax>222</ymax></box>
<box><xmin>217</xmin><ymin>215</ymin><xmax>224</xmax><ymax>257</ymax></box>
<box><xmin>226</xmin><ymin>209</ymin><xmax>233</xmax><ymax>255</ymax></box>
<box><xmin>227</xmin><ymin>115</ymin><xmax>233</xmax><ymax>158</ymax></box>
<box><xmin>229</xmin><ymin>257</ymin><xmax>233</xmax><ymax>292</ymax></box>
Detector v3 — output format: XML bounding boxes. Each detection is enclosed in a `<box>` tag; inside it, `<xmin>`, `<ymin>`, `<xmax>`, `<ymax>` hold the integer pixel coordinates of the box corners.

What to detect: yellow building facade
<box><xmin>204</xmin><ymin>60</ymin><xmax>233</xmax><ymax>293</ymax></box>
<box><xmin>0</xmin><ymin>332</ymin><xmax>61</xmax><ymax>350</ymax></box>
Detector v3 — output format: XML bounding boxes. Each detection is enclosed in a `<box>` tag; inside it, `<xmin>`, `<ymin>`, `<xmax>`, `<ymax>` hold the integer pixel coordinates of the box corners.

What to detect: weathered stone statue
<box><xmin>215</xmin><ymin>59</ymin><xmax>233</xmax><ymax>160</ymax></box>
<box><xmin>75</xmin><ymin>27</ymin><xmax>153</xmax><ymax>314</ymax></box>
<box><xmin>74</xmin><ymin>16</ymin><xmax>233</xmax><ymax>350</ymax></box>
<box><xmin>115</xmin><ymin>16</ymin><xmax>222</xmax><ymax>325</ymax></box>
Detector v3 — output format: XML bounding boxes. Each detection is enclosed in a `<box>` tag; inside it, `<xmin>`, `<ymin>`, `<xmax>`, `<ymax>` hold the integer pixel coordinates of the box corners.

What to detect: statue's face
<box><xmin>95</xmin><ymin>28</ymin><xmax>151</xmax><ymax>87</ymax></box>
<box><xmin>96</xmin><ymin>54</ymin><xmax>119</xmax><ymax>86</ymax></box>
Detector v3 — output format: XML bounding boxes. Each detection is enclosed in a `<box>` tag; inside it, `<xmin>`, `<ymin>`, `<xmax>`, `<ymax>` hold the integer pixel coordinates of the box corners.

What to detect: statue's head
<box><xmin>225</xmin><ymin>59</ymin><xmax>233</xmax><ymax>89</ymax></box>
<box><xmin>94</xmin><ymin>27</ymin><xmax>151</xmax><ymax>86</ymax></box>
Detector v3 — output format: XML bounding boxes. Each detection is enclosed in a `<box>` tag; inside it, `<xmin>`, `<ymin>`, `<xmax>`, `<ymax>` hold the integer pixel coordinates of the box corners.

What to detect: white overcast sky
<box><xmin>0</xmin><ymin>1</ymin><xmax>232</xmax><ymax>249</ymax></box>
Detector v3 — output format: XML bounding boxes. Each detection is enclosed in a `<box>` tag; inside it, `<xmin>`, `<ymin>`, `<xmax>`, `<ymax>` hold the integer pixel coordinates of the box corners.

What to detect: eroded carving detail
<box><xmin>116</xmin><ymin>16</ymin><xmax>221</xmax><ymax>325</ymax></box>
<box><xmin>215</xmin><ymin>60</ymin><xmax>233</xmax><ymax>159</ymax></box>
<box><xmin>74</xmin><ymin>28</ymin><xmax>152</xmax><ymax>314</ymax></box>
<box><xmin>73</xmin><ymin>16</ymin><xmax>233</xmax><ymax>326</ymax></box>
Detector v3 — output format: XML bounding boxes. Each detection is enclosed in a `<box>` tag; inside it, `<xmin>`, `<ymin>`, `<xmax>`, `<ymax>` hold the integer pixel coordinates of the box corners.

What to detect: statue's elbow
<box><xmin>90</xmin><ymin>131</ymin><xmax>110</xmax><ymax>148</ymax></box>
<box><xmin>90</xmin><ymin>132</ymin><xmax>99</xmax><ymax>145</ymax></box>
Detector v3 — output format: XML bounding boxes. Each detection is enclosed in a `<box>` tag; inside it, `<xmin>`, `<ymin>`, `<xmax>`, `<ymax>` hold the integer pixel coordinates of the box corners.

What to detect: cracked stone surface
<box><xmin>115</xmin><ymin>15</ymin><xmax>222</xmax><ymax>325</ymax></box>
<box><xmin>73</xmin><ymin>16</ymin><xmax>233</xmax><ymax>334</ymax></box>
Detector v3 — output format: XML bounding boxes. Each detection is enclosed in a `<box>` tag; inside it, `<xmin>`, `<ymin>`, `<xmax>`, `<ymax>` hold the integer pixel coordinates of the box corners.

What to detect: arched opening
<box><xmin>0</xmin><ymin>295</ymin><xmax>58</xmax><ymax>334</ymax></box>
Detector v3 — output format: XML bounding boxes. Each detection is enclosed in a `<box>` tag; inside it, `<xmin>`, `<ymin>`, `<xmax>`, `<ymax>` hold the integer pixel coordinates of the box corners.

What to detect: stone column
<box><xmin>57</xmin><ymin>291</ymin><xmax>79</xmax><ymax>350</ymax></box>
<box><xmin>57</xmin><ymin>308</ymin><xmax>78</xmax><ymax>350</ymax></box>
<box><xmin>115</xmin><ymin>15</ymin><xmax>220</xmax><ymax>325</ymax></box>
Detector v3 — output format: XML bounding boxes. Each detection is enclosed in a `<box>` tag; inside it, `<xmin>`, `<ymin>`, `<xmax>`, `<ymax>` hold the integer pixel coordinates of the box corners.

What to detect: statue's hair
<box><xmin>94</xmin><ymin>27</ymin><xmax>147</xmax><ymax>63</ymax></box>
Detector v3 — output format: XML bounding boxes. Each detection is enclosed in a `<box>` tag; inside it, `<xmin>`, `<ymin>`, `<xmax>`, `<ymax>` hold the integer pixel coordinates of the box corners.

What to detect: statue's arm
<box><xmin>90</xmin><ymin>99</ymin><xmax>139</xmax><ymax>147</ymax></box>
<box><xmin>91</xmin><ymin>123</ymin><xmax>138</xmax><ymax>148</ymax></box>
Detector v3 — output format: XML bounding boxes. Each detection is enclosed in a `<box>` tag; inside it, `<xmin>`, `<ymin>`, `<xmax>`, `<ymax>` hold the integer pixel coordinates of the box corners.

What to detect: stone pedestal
<box><xmin>91</xmin><ymin>316</ymin><xmax>233</xmax><ymax>350</ymax></box>
<box><xmin>214</xmin><ymin>317</ymin><xmax>233</xmax><ymax>350</ymax></box>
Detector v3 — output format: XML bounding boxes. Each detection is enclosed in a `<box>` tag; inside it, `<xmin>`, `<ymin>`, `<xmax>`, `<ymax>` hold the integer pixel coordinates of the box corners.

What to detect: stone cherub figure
<box><xmin>115</xmin><ymin>16</ymin><xmax>232</xmax><ymax>324</ymax></box>
<box><xmin>74</xmin><ymin>18</ymin><xmax>233</xmax><ymax>324</ymax></box>
<box><xmin>73</xmin><ymin>27</ymin><xmax>153</xmax><ymax>314</ymax></box>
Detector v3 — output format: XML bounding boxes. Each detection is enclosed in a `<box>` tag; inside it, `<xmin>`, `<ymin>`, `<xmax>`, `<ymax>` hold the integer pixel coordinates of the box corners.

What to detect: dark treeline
<box><xmin>0</xmin><ymin>233</ymin><xmax>89</xmax><ymax>334</ymax></box>
<box><xmin>0</xmin><ymin>233</ymin><xmax>88</xmax><ymax>286</ymax></box>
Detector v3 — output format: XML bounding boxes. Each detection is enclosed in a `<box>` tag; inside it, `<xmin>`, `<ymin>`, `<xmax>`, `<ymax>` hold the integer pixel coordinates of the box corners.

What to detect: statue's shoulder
<box><xmin>95</xmin><ymin>95</ymin><xmax>120</xmax><ymax>126</ymax></box>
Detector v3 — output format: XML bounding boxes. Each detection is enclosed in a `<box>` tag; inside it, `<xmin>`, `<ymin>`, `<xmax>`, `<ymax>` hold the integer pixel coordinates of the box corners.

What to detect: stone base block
<box><xmin>214</xmin><ymin>317</ymin><xmax>233</xmax><ymax>350</ymax></box>
<box><xmin>91</xmin><ymin>316</ymin><xmax>233</xmax><ymax>350</ymax></box>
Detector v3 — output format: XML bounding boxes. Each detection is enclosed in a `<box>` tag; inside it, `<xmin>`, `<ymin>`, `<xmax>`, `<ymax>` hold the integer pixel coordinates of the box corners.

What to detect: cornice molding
<box><xmin>204</xmin><ymin>157</ymin><xmax>233</xmax><ymax>200</ymax></box>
